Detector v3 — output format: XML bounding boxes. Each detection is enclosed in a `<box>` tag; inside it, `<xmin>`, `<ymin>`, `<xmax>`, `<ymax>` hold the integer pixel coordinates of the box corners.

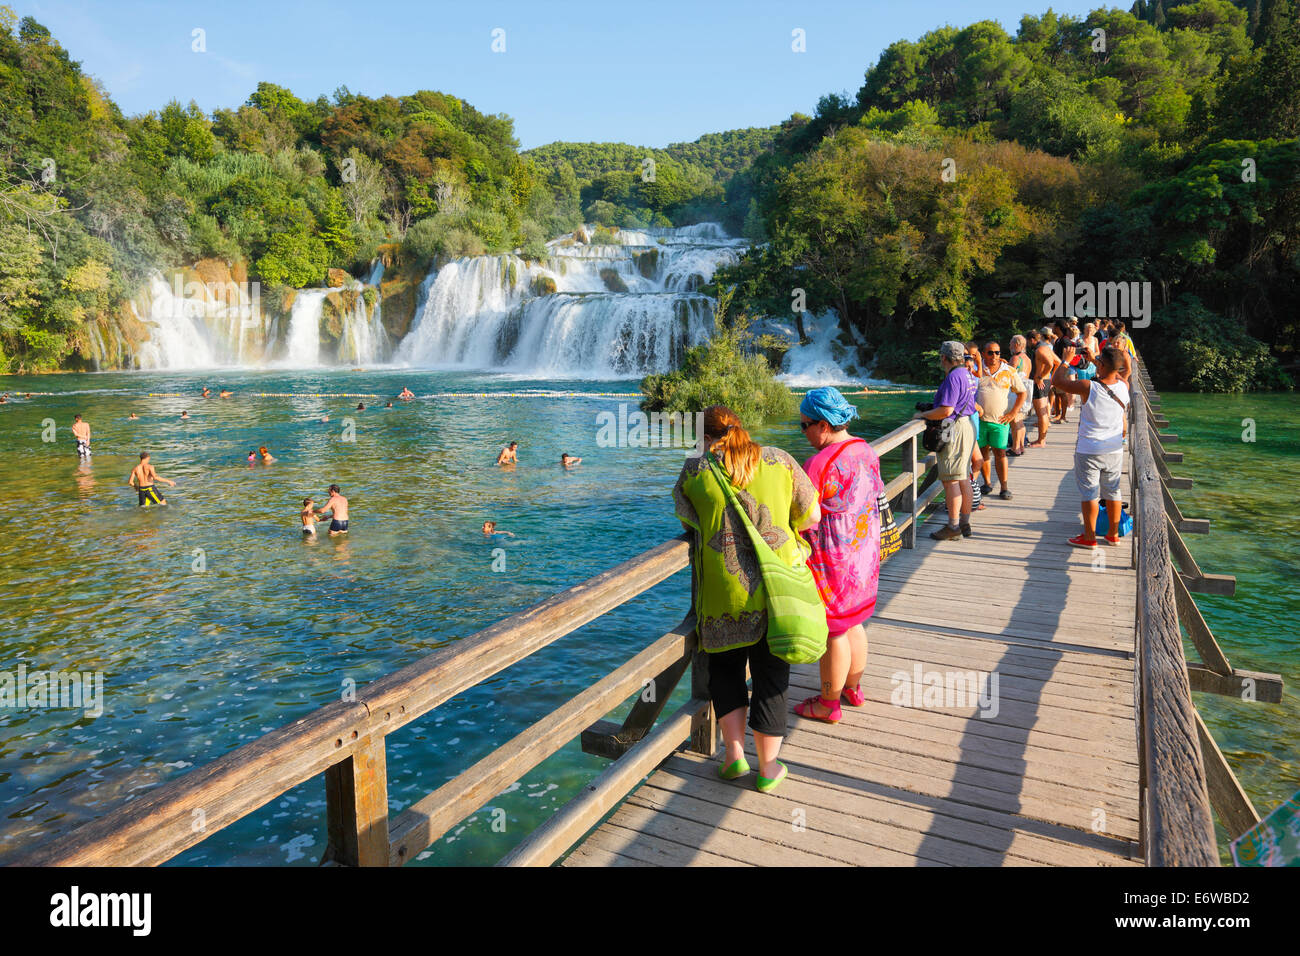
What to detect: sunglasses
<box><xmin>799</xmin><ymin>420</ymin><xmax>820</xmax><ymax>431</ymax></box>
<box><xmin>985</xmin><ymin>350</ymin><xmax>1000</xmax><ymax>355</ymax></box>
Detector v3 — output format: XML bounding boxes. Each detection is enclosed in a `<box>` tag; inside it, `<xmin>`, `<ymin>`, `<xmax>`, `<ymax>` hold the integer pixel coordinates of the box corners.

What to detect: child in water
<box><xmin>301</xmin><ymin>498</ymin><xmax>320</xmax><ymax>535</ymax></box>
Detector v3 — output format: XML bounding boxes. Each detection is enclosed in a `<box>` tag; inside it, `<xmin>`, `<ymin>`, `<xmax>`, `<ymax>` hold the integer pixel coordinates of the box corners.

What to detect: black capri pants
<box><xmin>707</xmin><ymin>636</ymin><xmax>790</xmax><ymax>737</ymax></box>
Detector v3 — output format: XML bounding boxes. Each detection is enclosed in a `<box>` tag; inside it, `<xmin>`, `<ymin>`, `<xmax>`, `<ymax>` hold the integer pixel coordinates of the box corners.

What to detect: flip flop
<box><xmin>756</xmin><ymin>761</ymin><xmax>788</xmax><ymax>794</ymax></box>
<box><xmin>718</xmin><ymin>757</ymin><xmax>751</xmax><ymax>780</ymax></box>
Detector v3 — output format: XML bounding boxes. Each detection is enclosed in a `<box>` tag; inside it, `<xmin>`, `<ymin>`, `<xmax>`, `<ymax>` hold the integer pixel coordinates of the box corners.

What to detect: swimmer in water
<box><xmin>319</xmin><ymin>484</ymin><xmax>349</xmax><ymax>535</ymax></box>
<box><xmin>180</xmin><ymin>410</ymin><xmax>190</xmax><ymax>420</ymax></box>
<box><xmin>496</xmin><ymin>441</ymin><xmax>518</xmax><ymax>466</ymax></box>
<box><xmin>129</xmin><ymin>451</ymin><xmax>176</xmax><ymax>506</ymax></box>
<box><xmin>398</xmin><ymin>387</ymin><xmax>414</xmax><ymax>400</ymax></box>
<box><xmin>560</xmin><ymin>453</ymin><xmax>582</xmax><ymax>468</ymax></box>
<box><xmin>247</xmin><ymin>450</ymin><xmax>257</xmax><ymax>464</ymax></box>
<box><xmin>219</xmin><ymin>390</ymin><xmax>232</xmax><ymax>398</ymax></box>
<box><xmin>482</xmin><ymin>520</ymin><xmax>514</xmax><ymax>537</ymax></box>
<box><xmin>259</xmin><ymin>445</ymin><xmax>275</xmax><ymax>463</ymax></box>
<box><xmin>356</xmin><ymin>402</ymin><xmax>366</xmax><ymax>411</ymax></box>
<box><xmin>321</xmin><ymin>414</ymin><xmax>329</xmax><ymax>423</ymax></box>
<box><xmin>301</xmin><ymin>498</ymin><xmax>320</xmax><ymax>535</ymax></box>
<box><xmin>128</xmin><ymin>412</ymin><xmax>139</xmax><ymax>420</ymax></box>
<box><xmin>201</xmin><ymin>387</ymin><xmax>211</xmax><ymax>398</ymax></box>
<box><xmin>385</xmin><ymin>401</ymin><xmax>393</xmax><ymax>408</ymax></box>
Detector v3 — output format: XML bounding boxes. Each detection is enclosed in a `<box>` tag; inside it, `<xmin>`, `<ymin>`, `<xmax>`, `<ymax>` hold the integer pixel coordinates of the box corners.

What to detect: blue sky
<box><xmin>19</xmin><ymin>0</ymin><xmax>1107</xmax><ymax>149</ymax></box>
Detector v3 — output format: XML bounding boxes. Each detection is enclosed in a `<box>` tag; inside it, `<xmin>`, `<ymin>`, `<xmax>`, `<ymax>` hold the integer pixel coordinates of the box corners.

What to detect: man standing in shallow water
<box><xmin>318</xmin><ymin>484</ymin><xmax>349</xmax><ymax>535</ymax></box>
<box><xmin>71</xmin><ymin>414</ymin><xmax>91</xmax><ymax>459</ymax></box>
<box><xmin>129</xmin><ymin>452</ymin><xmax>175</xmax><ymax>506</ymax></box>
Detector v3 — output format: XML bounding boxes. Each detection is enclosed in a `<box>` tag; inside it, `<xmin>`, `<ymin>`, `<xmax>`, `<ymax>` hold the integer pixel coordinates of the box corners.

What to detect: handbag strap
<box><xmin>1093</xmin><ymin>379</ymin><xmax>1128</xmax><ymax>411</ymax></box>
<box><xmin>810</xmin><ymin>437</ymin><xmax>867</xmax><ymax>496</ymax></box>
<box><xmin>704</xmin><ymin>453</ymin><xmax>777</xmax><ymax>563</ymax></box>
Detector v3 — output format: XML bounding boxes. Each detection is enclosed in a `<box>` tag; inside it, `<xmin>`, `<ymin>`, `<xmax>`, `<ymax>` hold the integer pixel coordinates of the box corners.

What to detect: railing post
<box><xmin>901</xmin><ymin>433</ymin><xmax>918</xmax><ymax>549</ymax></box>
<box><xmin>687</xmin><ymin>650</ymin><xmax>716</xmax><ymax>756</ymax></box>
<box><xmin>322</xmin><ymin>734</ymin><xmax>390</xmax><ymax>866</ymax></box>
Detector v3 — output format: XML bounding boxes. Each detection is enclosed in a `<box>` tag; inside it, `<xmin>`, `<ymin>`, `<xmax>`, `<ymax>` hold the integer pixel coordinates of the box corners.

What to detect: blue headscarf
<box><xmin>800</xmin><ymin>387</ymin><xmax>859</xmax><ymax>427</ymax></box>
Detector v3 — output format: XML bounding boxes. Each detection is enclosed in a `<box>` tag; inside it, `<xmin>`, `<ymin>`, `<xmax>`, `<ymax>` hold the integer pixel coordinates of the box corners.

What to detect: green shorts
<box><xmin>978</xmin><ymin>419</ymin><xmax>1010</xmax><ymax>450</ymax></box>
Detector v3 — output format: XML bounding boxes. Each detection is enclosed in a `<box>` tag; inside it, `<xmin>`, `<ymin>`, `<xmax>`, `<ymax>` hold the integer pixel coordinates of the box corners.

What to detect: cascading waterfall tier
<box><xmin>131</xmin><ymin>266</ymin><xmax>387</xmax><ymax>369</ymax></box>
<box><xmin>395</xmin><ymin>222</ymin><xmax>744</xmax><ymax>377</ymax></box>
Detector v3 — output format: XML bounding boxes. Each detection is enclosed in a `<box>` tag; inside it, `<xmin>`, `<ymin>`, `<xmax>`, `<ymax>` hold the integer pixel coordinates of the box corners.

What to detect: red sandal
<box><xmin>794</xmin><ymin>695</ymin><xmax>842</xmax><ymax>723</ymax></box>
<box><xmin>841</xmin><ymin>685</ymin><xmax>866</xmax><ymax>707</ymax></box>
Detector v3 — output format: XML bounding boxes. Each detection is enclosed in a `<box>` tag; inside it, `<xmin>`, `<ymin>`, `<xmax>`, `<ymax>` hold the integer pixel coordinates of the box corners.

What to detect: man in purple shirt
<box><xmin>914</xmin><ymin>340</ymin><xmax>977</xmax><ymax>540</ymax></box>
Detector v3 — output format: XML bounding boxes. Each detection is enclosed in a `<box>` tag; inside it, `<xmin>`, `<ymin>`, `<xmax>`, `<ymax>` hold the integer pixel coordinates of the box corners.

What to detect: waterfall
<box><xmin>396</xmin><ymin>223</ymin><xmax>741</xmax><ymax>376</ymax></box>
<box><xmin>282</xmin><ymin>290</ymin><xmax>328</xmax><ymax>367</ymax></box>
<box><xmin>131</xmin><ymin>262</ymin><xmax>387</xmax><ymax>369</ymax></box>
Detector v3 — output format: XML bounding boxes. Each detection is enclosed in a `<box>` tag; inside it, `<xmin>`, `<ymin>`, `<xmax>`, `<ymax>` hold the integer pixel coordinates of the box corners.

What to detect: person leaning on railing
<box><xmin>672</xmin><ymin>405</ymin><xmax>820</xmax><ymax>794</ymax></box>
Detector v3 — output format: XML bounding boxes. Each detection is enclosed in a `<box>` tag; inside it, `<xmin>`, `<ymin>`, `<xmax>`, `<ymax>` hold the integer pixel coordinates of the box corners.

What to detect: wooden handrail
<box><xmin>1130</xmin><ymin>363</ymin><xmax>1219</xmax><ymax>866</ymax></box>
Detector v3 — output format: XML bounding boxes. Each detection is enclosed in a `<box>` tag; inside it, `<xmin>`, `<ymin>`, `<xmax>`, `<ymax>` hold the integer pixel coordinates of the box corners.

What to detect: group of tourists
<box><xmin>678</xmin><ymin>318</ymin><xmax>1137</xmax><ymax>794</ymax></box>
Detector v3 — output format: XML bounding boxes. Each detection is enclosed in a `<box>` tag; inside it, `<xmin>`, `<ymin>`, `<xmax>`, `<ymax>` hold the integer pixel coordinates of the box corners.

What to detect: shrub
<box><xmin>1143</xmin><ymin>295</ymin><xmax>1292</xmax><ymax>392</ymax></box>
<box><xmin>640</xmin><ymin>288</ymin><xmax>797</xmax><ymax>425</ymax></box>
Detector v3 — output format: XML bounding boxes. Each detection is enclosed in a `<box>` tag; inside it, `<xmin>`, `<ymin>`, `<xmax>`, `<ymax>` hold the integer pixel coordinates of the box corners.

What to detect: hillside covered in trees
<box><xmin>715</xmin><ymin>0</ymin><xmax>1299</xmax><ymax>388</ymax></box>
<box><xmin>0</xmin><ymin>1</ymin><xmax>1296</xmax><ymax>390</ymax></box>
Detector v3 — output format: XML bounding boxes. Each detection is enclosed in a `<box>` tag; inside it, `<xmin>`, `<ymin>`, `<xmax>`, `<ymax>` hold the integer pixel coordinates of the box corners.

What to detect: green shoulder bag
<box><xmin>704</xmin><ymin>453</ymin><xmax>828</xmax><ymax>664</ymax></box>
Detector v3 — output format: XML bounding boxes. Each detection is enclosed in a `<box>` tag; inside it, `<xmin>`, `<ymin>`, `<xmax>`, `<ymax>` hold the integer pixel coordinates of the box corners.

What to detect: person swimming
<box><xmin>201</xmin><ymin>387</ymin><xmax>211</xmax><ymax>398</ymax></box>
<box><xmin>496</xmin><ymin>441</ymin><xmax>518</xmax><ymax>466</ymax></box>
<box><xmin>356</xmin><ymin>402</ymin><xmax>366</xmax><ymax>411</ymax></box>
<box><xmin>259</xmin><ymin>446</ymin><xmax>275</xmax><ymax>463</ymax></box>
<box><xmin>180</xmin><ymin>410</ymin><xmax>189</xmax><ymax>420</ymax></box>
<box><xmin>398</xmin><ymin>387</ymin><xmax>414</xmax><ymax>400</ymax></box>
<box><xmin>128</xmin><ymin>412</ymin><xmax>139</xmax><ymax>420</ymax></box>
<box><xmin>247</xmin><ymin>450</ymin><xmax>257</xmax><ymax>463</ymax></box>
<box><xmin>560</xmin><ymin>453</ymin><xmax>582</xmax><ymax>468</ymax></box>
<box><xmin>385</xmin><ymin>401</ymin><xmax>393</xmax><ymax>408</ymax></box>
<box><xmin>301</xmin><ymin>498</ymin><xmax>319</xmax><ymax>535</ymax></box>
<box><xmin>219</xmin><ymin>390</ymin><xmax>232</xmax><ymax>398</ymax></box>
<box><xmin>482</xmin><ymin>520</ymin><xmax>514</xmax><ymax>537</ymax></box>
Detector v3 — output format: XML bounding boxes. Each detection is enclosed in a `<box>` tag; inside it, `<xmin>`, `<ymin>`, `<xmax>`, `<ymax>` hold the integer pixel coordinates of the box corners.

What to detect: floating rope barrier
<box><xmin>95</xmin><ymin>387</ymin><xmax>936</xmax><ymax>400</ymax></box>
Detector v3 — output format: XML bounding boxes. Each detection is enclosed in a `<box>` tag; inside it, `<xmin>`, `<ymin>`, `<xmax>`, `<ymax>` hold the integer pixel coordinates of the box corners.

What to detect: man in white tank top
<box><xmin>1051</xmin><ymin>345</ymin><xmax>1131</xmax><ymax>548</ymax></box>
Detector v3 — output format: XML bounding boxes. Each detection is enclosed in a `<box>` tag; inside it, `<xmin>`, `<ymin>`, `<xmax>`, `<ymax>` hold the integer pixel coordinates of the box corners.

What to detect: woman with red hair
<box><xmin>673</xmin><ymin>405</ymin><xmax>820</xmax><ymax>794</ymax></box>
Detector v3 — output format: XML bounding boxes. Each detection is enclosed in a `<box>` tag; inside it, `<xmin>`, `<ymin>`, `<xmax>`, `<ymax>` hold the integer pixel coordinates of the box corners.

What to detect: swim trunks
<box><xmin>1032</xmin><ymin>381</ymin><xmax>1048</xmax><ymax>401</ymax></box>
<box><xmin>138</xmin><ymin>485</ymin><xmax>163</xmax><ymax>506</ymax></box>
<box><xmin>329</xmin><ymin>519</ymin><xmax>349</xmax><ymax>533</ymax></box>
<box><xmin>76</xmin><ymin>438</ymin><xmax>91</xmax><ymax>458</ymax></box>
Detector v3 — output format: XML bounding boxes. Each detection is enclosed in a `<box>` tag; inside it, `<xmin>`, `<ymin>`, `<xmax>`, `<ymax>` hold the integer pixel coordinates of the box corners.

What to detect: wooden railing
<box><xmin>8</xmin><ymin>416</ymin><xmax>939</xmax><ymax>867</ymax></box>
<box><xmin>1128</xmin><ymin>354</ymin><xmax>1282</xmax><ymax>865</ymax></box>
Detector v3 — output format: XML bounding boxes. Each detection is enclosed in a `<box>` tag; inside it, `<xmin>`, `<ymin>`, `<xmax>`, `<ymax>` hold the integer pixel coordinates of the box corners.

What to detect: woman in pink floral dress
<box><xmin>794</xmin><ymin>387</ymin><xmax>884</xmax><ymax>723</ymax></box>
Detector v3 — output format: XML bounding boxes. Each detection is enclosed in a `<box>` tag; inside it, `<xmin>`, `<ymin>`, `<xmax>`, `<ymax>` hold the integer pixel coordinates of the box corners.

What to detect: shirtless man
<box><xmin>398</xmin><ymin>387</ymin><xmax>415</xmax><ymax>400</ymax></box>
<box><xmin>219</xmin><ymin>389</ymin><xmax>233</xmax><ymax>398</ymax></box>
<box><xmin>319</xmin><ymin>484</ymin><xmax>349</xmax><ymax>535</ymax></box>
<box><xmin>129</xmin><ymin>452</ymin><xmax>176</xmax><ymax>506</ymax></box>
<box><xmin>72</xmin><ymin>414</ymin><xmax>91</xmax><ymax>459</ymax></box>
<box><xmin>496</xmin><ymin>441</ymin><xmax>518</xmax><ymax>466</ymax></box>
<box><xmin>560</xmin><ymin>453</ymin><xmax>582</xmax><ymax>468</ymax></box>
<box><xmin>1028</xmin><ymin>330</ymin><xmax>1061</xmax><ymax>448</ymax></box>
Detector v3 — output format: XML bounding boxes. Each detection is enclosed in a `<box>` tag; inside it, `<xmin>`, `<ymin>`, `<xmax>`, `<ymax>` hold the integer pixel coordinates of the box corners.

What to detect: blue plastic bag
<box><xmin>1096</xmin><ymin>507</ymin><xmax>1133</xmax><ymax>537</ymax></box>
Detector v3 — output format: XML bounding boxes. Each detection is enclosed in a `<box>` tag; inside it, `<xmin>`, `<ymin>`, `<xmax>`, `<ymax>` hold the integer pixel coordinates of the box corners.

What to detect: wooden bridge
<box><xmin>9</xmin><ymin>358</ymin><xmax>1282</xmax><ymax>867</ymax></box>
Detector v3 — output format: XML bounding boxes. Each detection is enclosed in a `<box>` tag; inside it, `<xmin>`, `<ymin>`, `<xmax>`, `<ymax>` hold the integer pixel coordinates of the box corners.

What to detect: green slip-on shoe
<box><xmin>756</xmin><ymin>761</ymin><xmax>789</xmax><ymax>794</ymax></box>
<box><xmin>718</xmin><ymin>757</ymin><xmax>751</xmax><ymax>780</ymax></box>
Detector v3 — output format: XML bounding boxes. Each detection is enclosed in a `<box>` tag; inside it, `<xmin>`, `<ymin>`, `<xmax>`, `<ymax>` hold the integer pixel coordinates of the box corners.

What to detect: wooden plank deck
<box><xmin>564</xmin><ymin>418</ymin><xmax>1142</xmax><ymax>866</ymax></box>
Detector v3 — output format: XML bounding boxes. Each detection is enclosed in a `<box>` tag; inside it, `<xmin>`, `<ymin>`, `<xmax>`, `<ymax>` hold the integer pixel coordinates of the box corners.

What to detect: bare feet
<box><xmin>1028</xmin><ymin>439</ymin><xmax>1046</xmax><ymax>448</ymax></box>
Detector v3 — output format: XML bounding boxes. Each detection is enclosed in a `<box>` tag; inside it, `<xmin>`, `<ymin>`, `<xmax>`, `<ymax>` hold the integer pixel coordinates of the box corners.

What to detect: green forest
<box><xmin>1</xmin><ymin>1</ymin><xmax>1296</xmax><ymax>389</ymax></box>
